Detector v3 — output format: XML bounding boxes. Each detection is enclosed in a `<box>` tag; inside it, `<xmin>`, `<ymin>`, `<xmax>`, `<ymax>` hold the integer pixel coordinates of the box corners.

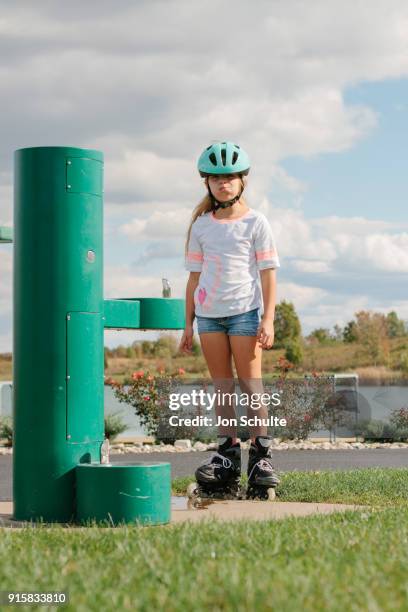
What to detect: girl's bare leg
<box><xmin>229</xmin><ymin>335</ymin><xmax>268</xmax><ymax>441</ymax></box>
<box><xmin>198</xmin><ymin>331</ymin><xmax>238</xmax><ymax>442</ymax></box>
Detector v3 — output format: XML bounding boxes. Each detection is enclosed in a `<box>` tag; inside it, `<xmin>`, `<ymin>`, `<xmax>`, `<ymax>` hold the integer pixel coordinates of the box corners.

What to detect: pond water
<box><xmin>1</xmin><ymin>380</ymin><xmax>407</xmax><ymax>440</ymax></box>
<box><xmin>103</xmin><ymin>381</ymin><xmax>408</xmax><ymax>439</ymax></box>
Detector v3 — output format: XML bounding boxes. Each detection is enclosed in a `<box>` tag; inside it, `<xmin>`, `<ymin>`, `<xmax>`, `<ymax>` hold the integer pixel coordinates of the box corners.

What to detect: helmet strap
<box><xmin>207</xmin><ymin>178</ymin><xmax>245</xmax><ymax>212</ymax></box>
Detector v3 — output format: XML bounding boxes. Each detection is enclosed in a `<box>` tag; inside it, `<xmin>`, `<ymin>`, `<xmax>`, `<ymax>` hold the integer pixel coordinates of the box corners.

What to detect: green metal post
<box><xmin>13</xmin><ymin>146</ymin><xmax>104</xmax><ymax>521</ymax></box>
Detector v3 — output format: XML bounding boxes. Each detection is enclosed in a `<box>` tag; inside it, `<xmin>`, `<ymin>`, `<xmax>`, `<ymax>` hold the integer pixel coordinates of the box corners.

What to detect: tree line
<box><xmin>103</xmin><ymin>302</ymin><xmax>407</xmax><ymax>368</ymax></box>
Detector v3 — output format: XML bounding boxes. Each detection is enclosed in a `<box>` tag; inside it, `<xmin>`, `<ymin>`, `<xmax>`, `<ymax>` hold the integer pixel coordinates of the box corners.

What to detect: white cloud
<box><xmin>119</xmin><ymin>218</ymin><xmax>147</xmax><ymax>238</ymax></box>
<box><xmin>1</xmin><ymin>1</ymin><xmax>408</xmax><ymax>349</ymax></box>
<box><xmin>292</xmin><ymin>260</ymin><xmax>332</xmax><ymax>274</ymax></box>
<box><xmin>119</xmin><ymin>208</ymin><xmax>193</xmax><ymax>240</ymax></box>
<box><xmin>364</xmin><ymin>233</ymin><xmax>408</xmax><ymax>272</ymax></box>
<box><xmin>105</xmin><ymin>150</ymin><xmax>198</xmax><ymax>202</ymax></box>
<box><xmin>278</xmin><ymin>281</ymin><xmax>329</xmax><ymax>309</ymax></box>
<box><xmin>313</xmin><ymin>216</ymin><xmax>407</xmax><ymax>235</ymax></box>
<box><xmin>299</xmin><ymin>296</ymin><xmax>371</xmax><ymax>333</ymax></box>
<box><xmin>0</xmin><ymin>1</ymin><xmax>406</xmax><ymax>206</ymax></box>
<box><xmin>261</xmin><ymin>205</ymin><xmax>408</xmax><ymax>274</ymax></box>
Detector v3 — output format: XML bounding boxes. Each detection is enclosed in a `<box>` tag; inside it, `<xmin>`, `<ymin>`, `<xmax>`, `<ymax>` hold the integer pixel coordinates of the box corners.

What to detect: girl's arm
<box><xmin>185</xmin><ymin>272</ymin><xmax>200</xmax><ymax>327</ymax></box>
<box><xmin>257</xmin><ymin>269</ymin><xmax>277</xmax><ymax>349</ymax></box>
<box><xmin>253</xmin><ymin>215</ymin><xmax>279</xmax><ymax>323</ymax></box>
<box><xmin>260</xmin><ymin>268</ymin><xmax>277</xmax><ymax>321</ymax></box>
<box><xmin>178</xmin><ymin>272</ymin><xmax>200</xmax><ymax>354</ymax></box>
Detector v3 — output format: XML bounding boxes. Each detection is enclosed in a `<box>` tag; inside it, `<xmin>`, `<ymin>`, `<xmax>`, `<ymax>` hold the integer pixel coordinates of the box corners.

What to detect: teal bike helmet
<box><xmin>197</xmin><ymin>141</ymin><xmax>250</xmax><ymax>210</ymax></box>
<box><xmin>197</xmin><ymin>141</ymin><xmax>250</xmax><ymax>177</ymax></box>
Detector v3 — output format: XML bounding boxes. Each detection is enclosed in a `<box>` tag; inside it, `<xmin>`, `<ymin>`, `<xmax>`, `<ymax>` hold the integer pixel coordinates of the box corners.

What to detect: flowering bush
<box><xmin>390</xmin><ymin>407</ymin><xmax>408</xmax><ymax>430</ymax></box>
<box><xmin>109</xmin><ymin>367</ymin><xmax>191</xmax><ymax>442</ymax></box>
<box><xmin>318</xmin><ymin>389</ymin><xmax>355</xmax><ymax>442</ymax></box>
<box><xmin>276</xmin><ymin>356</ymin><xmax>294</xmax><ymax>374</ymax></box>
<box><xmin>272</xmin><ymin>360</ymin><xmax>335</xmax><ymax>440</ymax></box>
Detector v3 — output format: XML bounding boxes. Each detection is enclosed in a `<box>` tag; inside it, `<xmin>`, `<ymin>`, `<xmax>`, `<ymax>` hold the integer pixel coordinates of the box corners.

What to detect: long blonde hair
<box><xmin>184</xmin><ymin>177</ymin><xmax>247</xmax><ymax>258</ymax></box>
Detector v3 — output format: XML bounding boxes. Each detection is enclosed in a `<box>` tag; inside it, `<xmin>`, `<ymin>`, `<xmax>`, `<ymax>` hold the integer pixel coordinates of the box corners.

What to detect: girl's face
<box><xmin>206</xmin><ymin>174</ymin><xmax>243</xmax><ymax>201</ymax></box>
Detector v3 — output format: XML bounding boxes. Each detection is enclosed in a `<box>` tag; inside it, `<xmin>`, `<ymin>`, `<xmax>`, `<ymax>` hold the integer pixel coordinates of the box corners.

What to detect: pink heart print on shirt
<box><xmin>198</xmin><ymin>254</ymin><xmax>222</xmax><ymax>313</ymax></box>
<box><xmin>198</xmin><ymin>287</ymin><xmax>207</xmax><ymax>305</ymax></box>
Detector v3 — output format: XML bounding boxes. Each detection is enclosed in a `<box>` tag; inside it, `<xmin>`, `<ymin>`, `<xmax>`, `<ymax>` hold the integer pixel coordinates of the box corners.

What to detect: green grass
<box><xmin>173</xmin><ymin>467</ymin><xmax>408</xmax><ymax>507</ymax></box>
<box><xmin>1</xmin><ymin>468</ymin><xmax>408</xmax><ymax>611</ymax></box>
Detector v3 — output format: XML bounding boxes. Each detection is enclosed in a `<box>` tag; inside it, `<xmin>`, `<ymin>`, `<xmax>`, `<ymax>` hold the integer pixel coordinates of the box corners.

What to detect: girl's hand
<box><xmin>178</xmin><ymin>326</ymin><xmax>194</xmax><ymax>354</ymax></box>
<box><xmin>256</xmin><ymin>318</ymin><xmax>274</xmax><ymax>350</ymax></box>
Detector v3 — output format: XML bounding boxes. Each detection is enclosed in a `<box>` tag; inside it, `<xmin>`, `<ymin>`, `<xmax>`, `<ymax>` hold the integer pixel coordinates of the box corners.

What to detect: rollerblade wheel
<box><xmin>246</xmin><ymin>485</ymin><xmax>277</xmax><ymax>501</ymax></box>
<box><xmin>266</xmin><ymin>487</ymin><xmax>276</xmax><ymax>501</ymax></box>
<box><xmin>187</xmin><ymin>482</ymin><xmax>203</xmax><ymax>507</ymax></box>
<box><xmin>187</xmin><ymin>482</ymin><xmax>199</xmax><ymax>499</ymax></box>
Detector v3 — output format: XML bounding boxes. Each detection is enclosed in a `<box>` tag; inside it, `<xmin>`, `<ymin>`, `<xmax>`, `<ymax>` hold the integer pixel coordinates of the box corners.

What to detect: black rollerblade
<box><xmin>246</xmin><ymin>436</ymin><xmax>280</xmax><ymax>501</ymax></box>
<box><xmin>187</xmin><ymin>437</ymin><xmax>243</xmax><ymax>505</ymax></box>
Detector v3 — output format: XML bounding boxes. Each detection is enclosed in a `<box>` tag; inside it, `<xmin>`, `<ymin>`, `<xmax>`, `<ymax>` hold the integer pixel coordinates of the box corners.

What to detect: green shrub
<box><xmin>382</xmin><ymin>422</ymin><xmax>408</xmax><ymax>441</ymax></box>
<box><xmin>284</xmin><ymin>339</ymin><xmax>303</xmax><ymax>366</ymax></box>
<box><xmin>0</xmin><ymin>417</ymin><xmax>13</xmax><ymax>447</ymax></box>
<box><xmin>192</xmin><ymin>434</ymin><xmax>217</xmax><ymax>444</ymax></box>
<box><xmin>396</xmin><ymin>352</ymin><xmax>408</xmax><ymax>374</ymax></box>
<box><xmin>104</xmin><ymin>412</ymin><xmax>127</xmax><ymax>441</ymax></box>
<box><xmin>351</xmin><ymin>418</ymin><xmax>408</xmax><ymax>442</ymax></box>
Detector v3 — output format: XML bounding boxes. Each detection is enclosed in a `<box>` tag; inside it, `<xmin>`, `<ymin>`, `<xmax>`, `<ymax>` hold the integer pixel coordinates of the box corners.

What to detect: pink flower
<box><xmin>143</xmin><ymin>395</ymin><xmax>150</xmax><ymax>401</ymax></box>
<box><xmin>132</xmin><ymin>370</ymin><xmax>144</xmax><ymax>380</ymax></box>
<box><xmin>105</xmin><ymin>377</ymin><xmax>118</xmax><ymax>387</ymax></box>
<box><xmin>178</xmin><ymin>368</ymin><xmax>186</xmax><ymax>375</ymax></box>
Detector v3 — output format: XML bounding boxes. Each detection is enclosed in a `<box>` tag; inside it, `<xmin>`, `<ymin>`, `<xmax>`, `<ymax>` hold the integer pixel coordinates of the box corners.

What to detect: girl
<box><xmin>178</xmin><ymin>141</ymin><xmax>280</xmax><ymax>499</ymax></box>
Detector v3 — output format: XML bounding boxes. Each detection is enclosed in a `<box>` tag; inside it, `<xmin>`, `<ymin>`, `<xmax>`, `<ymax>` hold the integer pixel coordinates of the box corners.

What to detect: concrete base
<box><xmin>170</xmin><ymin>499</ymin><xmax>367</xmax><ymax>523</ymax></box>
<box><xmin>0</xmin><ymin>499</ymin><xmax>368</xmax><ymax>528</ymax></box>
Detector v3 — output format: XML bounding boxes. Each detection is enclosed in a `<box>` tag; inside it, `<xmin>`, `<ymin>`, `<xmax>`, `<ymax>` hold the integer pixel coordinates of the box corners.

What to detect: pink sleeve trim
<box><xmin>256</xmin><ymin>249</ymin><xmax>277</xmax><ymax>261</ymax></box>
<box><xmin>187</xmin><ymin>251</ymin><xmax>203</xmax><ymax>261</ymax></box>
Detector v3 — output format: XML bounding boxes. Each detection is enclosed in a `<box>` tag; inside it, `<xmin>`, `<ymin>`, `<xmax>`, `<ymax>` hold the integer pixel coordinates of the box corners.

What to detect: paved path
<box><xmin>0</xmin><ymin>500</ymin><xmax>369</xmax><ymax>527</ymax></box>
<box><xmin>1</xmin><ymin>449</ymin><xmax>407</xmax><ymax>501</ymax></box>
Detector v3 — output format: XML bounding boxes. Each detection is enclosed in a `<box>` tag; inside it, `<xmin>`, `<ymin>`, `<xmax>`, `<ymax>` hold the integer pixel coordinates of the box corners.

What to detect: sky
<box><xmin>1</xmin><ymin>0</ymin><xmax>408</xmax><ymax>351</ymax></box>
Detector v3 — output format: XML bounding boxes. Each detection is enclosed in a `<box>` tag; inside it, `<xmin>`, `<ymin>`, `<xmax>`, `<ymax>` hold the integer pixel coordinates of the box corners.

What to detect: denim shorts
<box><xmin>196</xmin><ymin>308</ymin><xmax>261</xmax><ymax>336</ymax></box>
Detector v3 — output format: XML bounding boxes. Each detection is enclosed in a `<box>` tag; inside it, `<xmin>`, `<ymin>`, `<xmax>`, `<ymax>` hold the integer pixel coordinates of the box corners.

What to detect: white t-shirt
<box><xmin>185</xmin><ymin>207</ymin><xmax>280</xmax><ymax>318</ymax></box>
